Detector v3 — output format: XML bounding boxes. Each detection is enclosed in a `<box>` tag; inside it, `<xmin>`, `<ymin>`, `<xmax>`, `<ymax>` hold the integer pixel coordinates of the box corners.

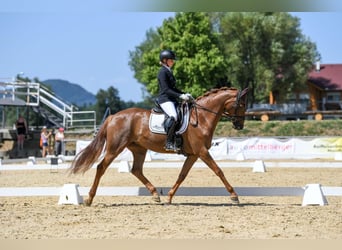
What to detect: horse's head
<box><xmin>224</xmin><ymin>88</ymin><xmax>249</xmax><ymax>130</ymax></box>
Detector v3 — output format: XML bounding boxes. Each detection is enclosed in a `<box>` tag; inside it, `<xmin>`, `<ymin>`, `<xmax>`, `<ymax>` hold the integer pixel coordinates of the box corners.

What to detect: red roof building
<box><xmin>307</xmin><ymin>63</ymin><xmax>342</xmax><ymax>110</ymax></box>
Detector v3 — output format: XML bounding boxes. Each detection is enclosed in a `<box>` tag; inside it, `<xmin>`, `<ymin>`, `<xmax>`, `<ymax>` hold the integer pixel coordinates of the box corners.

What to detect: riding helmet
<box><xmin>159</xmin><ymin>50</ymin><xmax>177</xmax><ymax>61</ymax></box>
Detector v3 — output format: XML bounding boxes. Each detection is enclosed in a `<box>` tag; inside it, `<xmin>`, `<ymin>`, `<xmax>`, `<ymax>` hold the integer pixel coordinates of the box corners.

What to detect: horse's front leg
<box><xmin>167</xmin><ymin>155</ymin><xmax>198</xmax><ymax>204</ymax></box>
<box><xmin>200</xmin><ymin>150</ymin><xmax>239</xmax><ymax>204</ymax></box>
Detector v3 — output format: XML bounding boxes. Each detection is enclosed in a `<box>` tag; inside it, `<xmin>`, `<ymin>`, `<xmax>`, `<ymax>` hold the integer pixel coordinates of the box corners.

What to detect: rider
<box><xmin>157</xmin><ymin>49</ymin><xmax>192</xmax><ymax>151</ymax></box>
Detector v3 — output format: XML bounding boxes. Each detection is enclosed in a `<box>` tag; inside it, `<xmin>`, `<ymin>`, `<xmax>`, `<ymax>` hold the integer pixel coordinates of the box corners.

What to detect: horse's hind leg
<box><xmin>129</xmin><ymin>146</ymin><xmax>160</xmax><ymax>203</ymax></box>
<box><xmin>85</xmin><ymin>153</ymin><xmax>116</xmax><ymax>206</ymax></box>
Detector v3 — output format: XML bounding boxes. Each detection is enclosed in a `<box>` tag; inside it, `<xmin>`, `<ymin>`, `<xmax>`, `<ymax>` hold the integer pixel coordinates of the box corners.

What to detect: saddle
<box><xmin>149</xmin><ymin>101</ymin><xmax>191</xmax><ymax>135</ymax></box>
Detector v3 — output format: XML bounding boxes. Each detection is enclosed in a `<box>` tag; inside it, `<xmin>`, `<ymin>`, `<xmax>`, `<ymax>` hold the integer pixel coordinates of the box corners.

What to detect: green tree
<box><xmin>217</xmin><ymin>12</ymin><xmax>320</xmax><ymax>105</ymax></box>
<box><xmin>95</xmin><ymin>86</ymin><xmax>124</xmax><ymax>124</ymax></box>
<box><xmin>129</xmin><ymin>12</ymin><xmax>228</xmax><ymax>98</ymax></box>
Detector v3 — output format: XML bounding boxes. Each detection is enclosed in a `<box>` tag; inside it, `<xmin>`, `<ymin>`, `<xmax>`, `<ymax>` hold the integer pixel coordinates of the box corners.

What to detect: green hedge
<box><xmin>214</xmin><ymin>120</ymin><xmax>342</xmax><ymax>137</ymax></box>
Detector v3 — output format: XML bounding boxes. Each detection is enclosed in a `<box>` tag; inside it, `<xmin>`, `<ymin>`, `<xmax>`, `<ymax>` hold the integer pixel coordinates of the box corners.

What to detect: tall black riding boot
<box><xmin>164</xmin><ymin>117</ymin><xmax>177</xmax><ymax>151</ymax></box>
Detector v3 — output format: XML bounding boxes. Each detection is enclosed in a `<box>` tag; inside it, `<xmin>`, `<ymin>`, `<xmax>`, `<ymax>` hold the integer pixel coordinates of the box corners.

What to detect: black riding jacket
<box><xmin>157</xmin><ymin>65</ymin><xmax>184</xmax><ymax>104</ymax></box>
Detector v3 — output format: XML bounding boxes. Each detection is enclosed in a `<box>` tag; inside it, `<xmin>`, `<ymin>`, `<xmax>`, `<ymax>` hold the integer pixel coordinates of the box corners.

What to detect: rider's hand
<box><xmin>185</xmin><ymin>93</ymin><xmax>193</xmax><ymax>100</ymax></box>
<box><xmin>179</xmin><ymin>93</ymin><xmax>190</xmax><ymax>101</ymax></box>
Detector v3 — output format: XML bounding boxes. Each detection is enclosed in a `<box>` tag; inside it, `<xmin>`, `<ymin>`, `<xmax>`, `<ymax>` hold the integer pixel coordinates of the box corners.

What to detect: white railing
<box><xmin>0</xmin><ymin>80</ymin><xmax>96</xmax><ymax>131</ymax></box>
<box><xmin>65</xmin><ymin>110</ymin><xmax>97</xmax><ymax>132</ymax></box>
<box><xmin>0</xmin><ymin>80</ymin><xmax>40</xmax><ymax>105</ymax></box>
<box><xmin>39</xmin><ymin>86</ymin><xmax>73</xmax><ymax>115</ymax></box>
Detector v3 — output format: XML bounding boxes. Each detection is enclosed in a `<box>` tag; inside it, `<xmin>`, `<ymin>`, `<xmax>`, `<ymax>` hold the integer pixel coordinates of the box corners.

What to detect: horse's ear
<box><xmin>240</xmin><ymin>87</ymin><xmax>249</xmax><ymax>97</ymax></box>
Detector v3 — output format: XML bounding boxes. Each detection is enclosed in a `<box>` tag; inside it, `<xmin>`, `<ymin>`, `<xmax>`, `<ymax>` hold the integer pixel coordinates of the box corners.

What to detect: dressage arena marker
<box><xmin>302</xmin><ymin>184</ymin><xmax>328</xmax><ymax>206</ymax></box>
<box><xmin>1</xmin><ymin>184</ymin><xmax>341</xmax><ymax>206</ymax></box>
<box><xmin>49</xmin><ymin>157</ymin><xmax>59</xmax><ymax>173</ymax></box>
<box><xmin>117</xmin><ymin>161</ymin><xmax>132</xmax><ymax>173</ymax></box>
<box><xmin>27</xmin><ymin>156</ymin><xmax>36</xmax><ymax>166</ymax></box>
<box><xmin>334</xmin><ymin>152</ymin><xmax>342</xmax><ymax>161</ymax></box>
<box><xmin>145</xmin><ymin>151</ymin><xmax>152</xmax><ymax>161</ymax></box>
<box><xmin>58</xmin><ymin>184</ymin><xmax>83</xmax><ymax>205</ymax></box>
<box><xmin>235</xmin><ymin>152</ymin><xmax>245</xmax><ymax>161</ymax></box>
<box><xmin>46</xmin><ymin>155</ymin><xmax>64</xmax><ymax>164</ymax></box>
<box><xmin>252</xmin><ymin>160</ymin><xmax>266</xmax><ymax>172</ymax></box>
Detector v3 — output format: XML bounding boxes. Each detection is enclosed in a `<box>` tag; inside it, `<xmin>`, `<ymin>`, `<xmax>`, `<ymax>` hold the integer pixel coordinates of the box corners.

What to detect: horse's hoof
<box><xmin>165</xmin><ymin>197</ymin><xmax>172</xmax><ymax>205</ymax></box>
<box><xmin>152</xmin><ymin>194</ymin><xmax>161</xmax><ymax>203</ymax></box>
<box><xmin>231</xmin><ymin>196</ymin><xmax>240</xmax><ymax>204</ymax></box>
<box><xmin>84</xmin><ymin>199</ymin><xmax>92</xmax><ymax>207</ymax></box>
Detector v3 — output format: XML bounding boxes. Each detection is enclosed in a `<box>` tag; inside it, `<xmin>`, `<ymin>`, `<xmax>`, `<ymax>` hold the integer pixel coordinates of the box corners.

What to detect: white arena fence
<box><xmin>1</xmin><ymin>185</ymin><xmax>341</xmax><ymax>197</ymax></box>
<box><xmin>0</xmin><ymin>184</ymin><xmax>341</xmax><ymax>207</ymax></box>
<box><xmin>0</xmin><ymin>160</ymin><xmax>341</xmax><ymax>206</ymax></box>
<box><xmin>1</xmin><ymin>136</ymin><xmax>342</xmax><ymax>167</ymax></box>
<box><xmin>1</xmin><ymin>158</ymin><xmax>342</xmax><ymax>171</ymax></box>
<box><xmin>1</xmin><ymin>136</ymin><xmax>342</xmax><ymax>206</ymax></box>
<box><xmin>75</xmin><ymin>136</ymin><xmax>342</xmax><ymax>161</ymax></box>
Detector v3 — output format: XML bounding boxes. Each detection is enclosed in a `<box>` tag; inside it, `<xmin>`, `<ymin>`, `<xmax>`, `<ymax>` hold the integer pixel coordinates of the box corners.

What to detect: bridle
<box><xmin>189</xmin><ymin>89</ymin><xmax>247</xmax><ymax>127</ymax></box>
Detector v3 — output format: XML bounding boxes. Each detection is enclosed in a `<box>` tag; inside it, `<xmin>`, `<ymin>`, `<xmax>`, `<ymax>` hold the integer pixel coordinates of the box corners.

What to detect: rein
<box><xmin>189</xmin><ymin>90</ymin><xmax>246</xmax><ymax>127</ymax></box>
<box><xmin>190</xmin><ymin>102</ymin><xmax>243</xmax><ymax>126</ymax></box>
<box><xmin>192</xmin><ymin>102</ymin><xmax>236</xmax><ymax>118</ymax></box>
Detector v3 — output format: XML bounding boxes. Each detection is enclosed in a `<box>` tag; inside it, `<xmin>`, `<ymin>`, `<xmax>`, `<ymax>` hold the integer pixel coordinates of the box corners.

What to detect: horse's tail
<box><xmin>69</xmin><ymin>119</ymin><xmax>108</xmax><ymax>175</ymax></box>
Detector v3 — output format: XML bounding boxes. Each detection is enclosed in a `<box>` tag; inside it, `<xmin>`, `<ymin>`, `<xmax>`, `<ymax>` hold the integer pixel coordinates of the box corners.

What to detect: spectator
<box><xmin>55</xmin><ymin>127</ymin><xmax>65</xmax><ymax>155</ymax></box>
<box><xmin>15</xmin><ymin>114</ymin><xmax>27</xmax><ymax>150</ymax></box>
<box><xmin>48</xmin><ymin>128</ymin><xmax>55</xmax><ymax>156</ymax></box>
<box><xmin>40</xmin><ymin>126</ymin><xmax>51</xmax><ymax>157</ymax></box>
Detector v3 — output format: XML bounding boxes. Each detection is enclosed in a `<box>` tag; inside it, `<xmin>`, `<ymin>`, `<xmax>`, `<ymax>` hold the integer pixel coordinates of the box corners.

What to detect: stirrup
<box><xmin>164</xmin><ymin>142</ymin><xmax>177</xmax><ymax>152</ymax></box>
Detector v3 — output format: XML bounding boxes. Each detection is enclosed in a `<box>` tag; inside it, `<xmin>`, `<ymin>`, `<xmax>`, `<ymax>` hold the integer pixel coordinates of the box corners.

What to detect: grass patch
<box><xmin>214</xmin><ymin>119</ymin><xmax>342</xmax><ymax>137</ymax></box>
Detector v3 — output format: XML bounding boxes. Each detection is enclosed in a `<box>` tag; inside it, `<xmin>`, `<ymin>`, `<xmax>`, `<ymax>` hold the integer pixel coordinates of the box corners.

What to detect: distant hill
<box><xmin>42</xmin><ymin>79</ymin><xmax>96</xmax><ymax>106</ymax></box>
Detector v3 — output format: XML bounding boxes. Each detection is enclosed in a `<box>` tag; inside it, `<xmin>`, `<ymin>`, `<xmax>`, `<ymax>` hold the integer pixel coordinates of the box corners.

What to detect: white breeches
<box><xmin>160</xmin><ymin>101</ymin><xmax>178</xmax><ymax>121</ymax></box>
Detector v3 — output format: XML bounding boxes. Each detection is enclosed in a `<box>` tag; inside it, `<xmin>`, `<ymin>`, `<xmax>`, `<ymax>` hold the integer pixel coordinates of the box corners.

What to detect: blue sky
<box><xmin>0</xmin><ymin>11</ymin><xmax>173</xmax><ymax>102</ymax></box>
<box><xmin>1</xmin><ymin>7</ymin><xmax>342</xmax><ymax>102</ymax></box>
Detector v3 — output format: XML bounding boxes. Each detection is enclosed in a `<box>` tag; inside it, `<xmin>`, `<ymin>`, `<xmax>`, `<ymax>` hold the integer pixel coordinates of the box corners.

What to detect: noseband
<box><xmin>227</xmin><ymin>89</ymin><xmax>247</xmax><ymax>122</ymax></box>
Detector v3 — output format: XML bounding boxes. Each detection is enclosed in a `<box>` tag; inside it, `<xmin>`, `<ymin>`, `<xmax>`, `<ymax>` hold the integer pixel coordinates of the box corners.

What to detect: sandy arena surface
<box><xmin>0</xmin><ymin>165</ymin><xmax>341</xmax><ymax>239</ymax></box>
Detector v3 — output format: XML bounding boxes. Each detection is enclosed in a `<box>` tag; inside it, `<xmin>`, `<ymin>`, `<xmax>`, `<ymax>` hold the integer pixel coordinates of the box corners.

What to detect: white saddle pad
<box><xmin>149</xmin><ymin>105</ymin><xmax>190</xmax><ymax>135</ymax></box>
<box><xmin>149</xmin><ymin>113</ymin><xmax>167</xmax><ymax>134</ymax></box>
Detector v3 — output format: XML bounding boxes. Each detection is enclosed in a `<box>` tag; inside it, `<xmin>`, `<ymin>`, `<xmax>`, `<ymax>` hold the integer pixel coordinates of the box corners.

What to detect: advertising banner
<box><xmin>227</xmin><ymin>137</ymin><xmax>294</xmax><ymax>159</ymax></box>
<box><xmin>76</xmin><ymin>137</ymin><xmax>342</xmax><ymax>161</ymax></box>
<box><xmin>226</xmin><ymin>137</ymin><xmax>342</xmax><ymax>160</ymax></box>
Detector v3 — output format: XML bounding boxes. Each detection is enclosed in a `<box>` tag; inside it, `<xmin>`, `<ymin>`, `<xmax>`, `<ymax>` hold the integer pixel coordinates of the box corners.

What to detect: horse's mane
<box><xmin>196</xmin><ymin>87</ymin><xmax>238</xmax><ymax>101</ymax></box>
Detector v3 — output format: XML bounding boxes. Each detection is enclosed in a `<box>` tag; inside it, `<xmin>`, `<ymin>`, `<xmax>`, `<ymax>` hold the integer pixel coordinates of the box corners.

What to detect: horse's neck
<box><xmin>196</xmin><ymin>91</ymin><xmax>234</xmax><ymax>127</ymax></box>
<box><xmin>198</xmin><ymin>91</ymin><xmax>233</xmax><ymax>114</ymax></box>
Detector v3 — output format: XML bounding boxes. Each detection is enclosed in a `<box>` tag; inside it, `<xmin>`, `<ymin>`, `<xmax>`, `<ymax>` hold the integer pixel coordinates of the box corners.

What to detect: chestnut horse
<box><xmin>70</xmin><ymin>87</ymin><xmax>248</xmax><ymax>206</ymax></box>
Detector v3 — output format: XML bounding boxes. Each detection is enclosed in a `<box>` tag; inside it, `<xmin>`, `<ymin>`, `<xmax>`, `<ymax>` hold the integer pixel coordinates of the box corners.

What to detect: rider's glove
<box><xmin>179</xmin><ymin>93</ymin><xmax>190</xmax><ymax>101</ymax></box>
<box><xmin>185</xmin><ymin>93</ymin><xmax>193</xmax><ymax>100</ymax></box>
<box><xmin>180</xmin><ymin>93</ymin><xmax>193</xmax><ymax>101</ymax></box>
